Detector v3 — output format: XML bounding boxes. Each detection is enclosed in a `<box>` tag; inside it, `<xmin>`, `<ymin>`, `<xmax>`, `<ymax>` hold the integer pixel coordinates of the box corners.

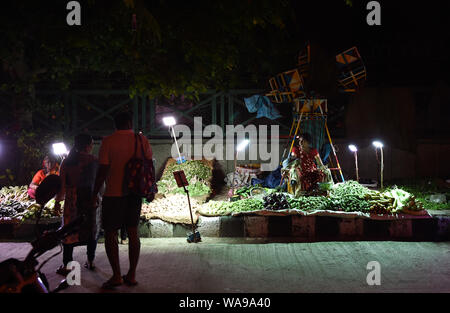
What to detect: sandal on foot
<box><xmin>56</xmin><ymin>265</ymin><xmax>71</xmax><ymax>276</ymax></box>
<box><xmin>101</xmin><ymin>278</ymin><xmax>123</xmax><ymax>290</ymax></box>
<box><xmin>122</xmin><ymin>275</ymin><xmax>138</xmax><ymax>286</ymax></box>
<box><xmin>84</xmin><ymin>261</ymin><xmax>96</xmax><ymax>271</ymax></box>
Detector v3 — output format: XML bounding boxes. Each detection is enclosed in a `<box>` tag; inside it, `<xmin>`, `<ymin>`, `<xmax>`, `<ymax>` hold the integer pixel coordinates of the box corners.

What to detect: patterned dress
<box><xmin>57</xmin><ymin>153</ymin><xmax>100</xmax><ymax>245</ymax></box>
<box><xmin>298</xmin><ymin>147</ymin><xmax>325</xmax><ymax>191</ymax></box>
<box><xmin>287</xmin><ymin>147</ymin><xmax>325</xmax><ymax>195</ymax></box>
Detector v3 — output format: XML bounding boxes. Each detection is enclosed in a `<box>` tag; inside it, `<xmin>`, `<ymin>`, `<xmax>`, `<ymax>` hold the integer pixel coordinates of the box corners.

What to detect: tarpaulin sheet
<box><xmin>252</xmin><ymin>166</ymin><xmax>282</xmax><ymax>188</ymax></box>
<box><xmin>230</xmin><ymin>209</ymin><xmax>431</xmax><ymax>220</ymax></box>
<box><xmin>244</xmin><ymin>95</ymin><xmax>282</xmax><ymax>120</ymax></box>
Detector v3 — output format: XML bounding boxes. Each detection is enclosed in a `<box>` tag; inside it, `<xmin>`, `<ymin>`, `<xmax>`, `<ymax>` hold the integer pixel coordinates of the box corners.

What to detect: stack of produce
<box><xmin>197</xmin><ymin>181</ymin><xmax>427</xmax><ymax>217</ymax></box>
<box><xmin>18</xmin><ymin>201</ymin><xmax>60</xmax><ymax>220</ymax></box>
<box><xmin>235</xmin><ymin>185</ymin><xmax>271</xmax><ymax>200</ymax></box>
<box><xmin>0</xmin><ymin>186</ymin><xmax>34</xmax><ymax>220</ymax></box>
<box><xmin>198</xmin><ymin>198</ymin><xmax>264</xmax><ymax>216</ymax></box>
<box><xmin>330</xmin><ymin>181</ymin><xmax>386</xmax><ymax>213</ymax></box>
<box><xmin>0</xmin><ymin>186</ymin><xmax>62</xmax><ymax>221</ymax></box>
<box><xmin>263</xmin><ymin>193</ymin><xmax>290</xmax><ymax>211</ymax></box>
<box><xmin>329</xmin><ymin>181</ymin><xmax>424</xmax><ymax>214</ymax></box>
<box><xmin>141</xmin><ymin>194</ymin><xmax>201</xmax><ymax>224</ymax></box>
<box><xmin>199</xmin><ymin>200</ymin><xmax>234</xmax><ymax>216</ymax></box>
<box><xmin>157</xmin><ymin>159</ymin><xmax>213</xmax><ymax>197</ymax></box>
<box><xmin>0</xmin><ymin>186</ymin><xmax>30</xmax><ymax>203</ymax></box>
<box><xmin>235</xmin><ymin>185</ymin><xmax>254</xmax><ymax>198</ymax></box>
<box><xmin>288</xmin><ymin>196</ymin><xmax>332</xmax><ymax>211</ymax></box>
<box><xmin>382</xmin><ymin>187</ymin><xmax>424</xmax><ymax>213</ymax></box>
<box><xmin>0</xmin><ymin>200</ymin><xmax>32</xmax><ymax>219</ymax></box>
<box><xmin>230</xmin><ymin>198</ymin><xmax>264</xmax><ymax>212</ymax></box>
<box><xmin>330</xmin><ymin>181</ymin><xmax>373</xmax><ymax>199</ymax></box>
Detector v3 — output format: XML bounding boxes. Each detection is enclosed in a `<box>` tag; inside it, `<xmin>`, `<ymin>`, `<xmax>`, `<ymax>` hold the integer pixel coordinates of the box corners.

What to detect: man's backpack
<box><xmin>123</xmin><ymin>133</ymin><xmax>157</xmax><ymax>200</ymax></box>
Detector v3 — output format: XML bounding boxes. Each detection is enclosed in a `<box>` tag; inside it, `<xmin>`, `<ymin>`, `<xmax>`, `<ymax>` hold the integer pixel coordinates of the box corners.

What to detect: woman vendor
<box><xmin>27</xmin><ymin>155</ymin><xmax>60</xmax><ymax>199</ymax></box>
<box><xmin>286</xmin><ymin>133</ymin><xmax>332</xmax><ymax>196</ymax></box>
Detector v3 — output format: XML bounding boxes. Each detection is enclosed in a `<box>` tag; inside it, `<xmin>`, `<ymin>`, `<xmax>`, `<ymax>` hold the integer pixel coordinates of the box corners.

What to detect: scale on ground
<box><xmin>173</xmin><ymin>170</ymin><xmax>201</xmax><ymax>243</ymax></box>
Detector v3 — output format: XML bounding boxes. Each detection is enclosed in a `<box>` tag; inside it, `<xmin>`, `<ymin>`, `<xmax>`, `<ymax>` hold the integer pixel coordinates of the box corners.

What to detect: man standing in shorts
<box><xmin>92</xmin><ymin>111</ymin><xmax>152</xmax><ymax>289</ymax></box>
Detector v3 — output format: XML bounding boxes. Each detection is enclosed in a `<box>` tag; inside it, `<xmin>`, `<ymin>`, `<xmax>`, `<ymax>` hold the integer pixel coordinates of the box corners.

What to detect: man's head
<box><xmin>114</xmin><ymin>111</ymin><xmax>133</xmax><ymax>130</ymax></box>
<box><xmin>73</xmin><ymin>133</ymin><xmax>94</xmax><ymax>153</ymax></box>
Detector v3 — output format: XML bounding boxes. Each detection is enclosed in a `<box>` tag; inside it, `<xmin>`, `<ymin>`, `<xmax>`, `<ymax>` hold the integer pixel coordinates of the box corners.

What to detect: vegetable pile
<box><xmin>329</xmin><ymin>181</ymin><xmax>424</xmax><ymax>213</ymax></box>
<box><xmin>199</xmin><ymin>200</ymin><xmax>234</xmax><ymax>216</ymax></box>
<box><xmin>0</xmin><ymin>186</ymin><xmax>31</xmax><ymax>204</ymax></box>
<box><xmin>288</xmin><ymin>196</ymin><xmax>331</xmax><ymax>211</ymax></box>
<box><xmin>141</xmin><ymin>194</ymin><xmax>201</xmax><ymax>224</ymax></box>
<box><xmin>236</xmin><ymin>185</ymin><xmax>271</xmax><ymax>200</ymax></box>
<box><xmin>157</xmin><ymin>160</ymin><xmax>212</xmax><ymax>197</ymax></box>
<box><xmin>263</xmin><ymin>193</ymin><xmax>290</xmax><ymax>211</ymax></box>
<box><xmin>198</xmin><ymin>198</ymin><xmax>264</xmax><ymax>216</ymax></box>
<box><xmin>382</xmin><ymin>187</ymin><xmax>424</xmax><ymax>213</ymax></box>
<box><xmin>230</xmin><ymin>198</ymin><xmax>264</xmax><ymax>212</ymax></box>
<box><xmin>329</xmin><ymin>181</ymin><xmax>374</xmax><ymax>212</ymax></box>
<box><xmin>197</xmin><ymin>181</ymin><xmax>427</xmax><ymax>217</ymax></box>
<box><xmin>0</xmin><ymin>186</ymin><xmax>62</xmax><ymax>221</ymax></box>
<box><xmin>0</xmin><ymin>200</ymin><xmax>32</xmax><ymax>219</ymax></box>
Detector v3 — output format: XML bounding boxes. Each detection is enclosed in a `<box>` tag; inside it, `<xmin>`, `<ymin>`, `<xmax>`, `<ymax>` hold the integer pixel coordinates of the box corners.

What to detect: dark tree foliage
<box><xmin>0</xmin><ymin>1</ymin><xmax>299</xmax><ymax>98</ymax></box>
<box><xmin>0</xmin><ymin>0</ymin><xmax>357</xmax><ymax>133</ymax></box>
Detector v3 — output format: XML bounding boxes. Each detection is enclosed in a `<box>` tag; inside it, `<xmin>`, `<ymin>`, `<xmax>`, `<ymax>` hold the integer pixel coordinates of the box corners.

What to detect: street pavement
<box><xmin>0</xmin><ymin>238</ymin><xmax>449</xmax><ymax>293</ymax></box>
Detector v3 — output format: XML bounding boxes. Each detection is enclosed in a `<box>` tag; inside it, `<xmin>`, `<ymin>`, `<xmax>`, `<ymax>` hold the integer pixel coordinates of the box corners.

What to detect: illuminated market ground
<box><xmin>0</xmin><ymin>239</ymin><xmax>449</xmax><ymax>293</ymax></box>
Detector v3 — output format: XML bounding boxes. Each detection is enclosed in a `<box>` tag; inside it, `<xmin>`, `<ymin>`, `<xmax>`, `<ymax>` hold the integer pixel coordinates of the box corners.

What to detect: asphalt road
<box><xmin>0</xmin><ymin>238</ymin><xmax>449</xmax><ymax>293</ymax></box>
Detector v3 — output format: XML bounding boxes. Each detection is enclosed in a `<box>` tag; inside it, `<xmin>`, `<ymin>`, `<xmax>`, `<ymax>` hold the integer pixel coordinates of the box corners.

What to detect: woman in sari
<box><xmin>287</xmin><ymin>133</ymin><xmax>332</xmax><ymax>196</ymax></box>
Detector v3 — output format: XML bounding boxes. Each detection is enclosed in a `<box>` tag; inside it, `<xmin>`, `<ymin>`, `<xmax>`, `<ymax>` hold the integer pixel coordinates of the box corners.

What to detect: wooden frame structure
<box><xmin>282</xmin><ymin>98</ymin><xmax>345</xmax><ymax>183</ymax></box>
<box><xmin>336</xmin><ymin>47</ymin><xmax>367</xmax><ymax>93</ymax></box>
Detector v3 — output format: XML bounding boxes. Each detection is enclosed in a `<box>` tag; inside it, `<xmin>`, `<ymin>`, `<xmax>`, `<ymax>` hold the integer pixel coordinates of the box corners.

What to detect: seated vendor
<box><xmin>27</xmin><ymin>155</ymin><xmax>60</xmax><ymax>199</ymax></box>
<box><xmin>287</xmin><ymin>133</ymin><xmax>331</xmax><ymax>195</ymax></box>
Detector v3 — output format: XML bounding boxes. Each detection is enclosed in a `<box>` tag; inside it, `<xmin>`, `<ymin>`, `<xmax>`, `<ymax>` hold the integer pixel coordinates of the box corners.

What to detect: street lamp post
<box><xmin>372</xmin><ymin>140</ymin><xmax>384</xmax><ymax>189</ymax></box>
<box><xmin>348</xmin><ymin>144</ymin><xmax>359</xmax><ymax>182</ymax></box>
<box><xmin>163</xmin><ymin>116</ymin><xmax>184</xmax><ymax>164</ymax></box>
<box><xmin>229</xmin><ymin>139</ymin><xmax>250</xmax><ymax>199</ymax></box>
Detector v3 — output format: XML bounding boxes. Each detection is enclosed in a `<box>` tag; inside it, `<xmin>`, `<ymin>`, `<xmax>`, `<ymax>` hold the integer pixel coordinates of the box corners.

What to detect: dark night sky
<box><xmin>1</xmin><ymin>1</ymin><xmax>449</xmax><ymax>88</ymax></box>
<box><xmin>286</xmin><ymin>1</ymin><xmax>450</xmax><ymax>86</ymax></box>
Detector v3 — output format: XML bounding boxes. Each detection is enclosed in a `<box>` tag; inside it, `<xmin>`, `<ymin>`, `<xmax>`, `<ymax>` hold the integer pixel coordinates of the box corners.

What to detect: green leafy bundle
<box><xmin>230</xmin><ymin>198</ymin><xmax>264</xmax><ymax>212</ymax></box>
<box><xmin>330</xmin><ymin>181</ymin><xmax>373</xmax><ymax>199</ymax></box>
<box><xmin>199</xmin><ymin>200</ymin><xmax>234</xmax><ymax>216</ymax></box>
<box><xmin>288</xmin><ymin>196</ymin><xmax>332</xmax><ymax>211</ymax></box>
<box><xmin>157</xmin><ymin>160</ymin><xmax>212</xmax><ymax>197</ymax></box>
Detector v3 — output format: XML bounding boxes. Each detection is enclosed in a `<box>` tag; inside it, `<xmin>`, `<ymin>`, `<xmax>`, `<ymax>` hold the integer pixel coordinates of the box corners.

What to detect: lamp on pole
<box><xmin>348</xmin><ymin>144</ymin><xmax>359</xmax><ymax>182</ymax></box>
<box><xmin>163</xmin><ymin>116</ymin><xmax>185</xmax><ymax>164</ymax></box>
<box><xmin>229</xmin><ymin>139</ymin><xmax>250</xmax><ymax>199</ymax></box>
<box><xmin>372</xmin><ymin>140</ymin><xmax>384</xmax><ymax>189</ymax></box>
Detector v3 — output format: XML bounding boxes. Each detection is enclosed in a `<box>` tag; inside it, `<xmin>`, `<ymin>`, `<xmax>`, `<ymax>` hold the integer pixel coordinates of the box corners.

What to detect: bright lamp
<box><xmin>348</xmin><ymin>144</ymin><xmax>358</xmax><ymax>152</ymax></box>
<box><xmin>52</xmin><ymin>143</ymin><xmax>68</xmax><ymax>156</ymax></box>
<box><xmin>372</xmin><ymin>141</ymin><xmax>383</xmax><ymax>148</ymax></box>
<box><xmin>236</xmin><ymin>139</ymin><xmax>250</xmax><ymax>152</ymax></box>
<box><xmin>163</xmin><ymin>116</ymin><xmax>176</xmax><ymax>127</ymax></box>
<box><xmin>372</xmin><ymin>140</ymin><xmax>384</xmax><ymax>189</ymax></box>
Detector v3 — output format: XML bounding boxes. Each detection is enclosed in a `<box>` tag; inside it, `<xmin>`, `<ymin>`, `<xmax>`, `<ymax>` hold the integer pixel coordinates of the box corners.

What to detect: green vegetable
<box><xmin>230</xmin><ymin>198</ymin><xmax>264</xmax><ymax>212</ymax></box>
<box><xmin>157</xmin><ymin>160</ymin><xmax>212</xmax><ymax>196</ymax></box>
